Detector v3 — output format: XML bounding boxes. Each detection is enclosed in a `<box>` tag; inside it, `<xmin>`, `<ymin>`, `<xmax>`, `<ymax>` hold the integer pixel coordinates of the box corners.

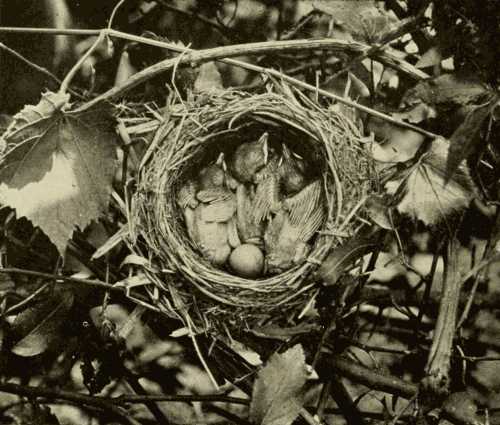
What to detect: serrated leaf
<box><xmin>314</xmin><ymin>0</ymin><xmax>398</xmax><ymax>43</ymax></box>
<box><xmin>385</xmin><ymin>138</ymin><xmax>475</xmax><ymax>225</ymax></box>
<box><xmin>250</xmin><ymin>345</ymin><xmax>308</xmax><ymax>425</ymax></box>
<box><xmin>11</xmin><ymin>290</ymin><xmax>74</xmax><ymax>357</ymax></box>
<box><xmin>0</xmin><ymin>91</ymin><xmax>118</xmax><ymax>254</ymax></box>
<box><xmin>446</xmin><ymin>95</ymin><xmax>498</xmax><ymax>181</ymax></box>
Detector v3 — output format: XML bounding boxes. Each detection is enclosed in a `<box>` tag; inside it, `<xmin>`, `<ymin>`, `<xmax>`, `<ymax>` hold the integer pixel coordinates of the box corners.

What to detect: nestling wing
<box><xmin>284</xmin><ymin>180</ymin><xmax>323</xmax><ymax>227</ymax></box>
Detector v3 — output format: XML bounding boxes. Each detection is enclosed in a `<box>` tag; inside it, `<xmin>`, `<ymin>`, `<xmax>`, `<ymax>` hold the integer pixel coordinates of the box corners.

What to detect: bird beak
<box><xmin>216</xmin><ymin>152</ymin><xmax>225</xmax><ymax>167</ymax></box>
<box><xmin>259</xmin><ymin>133</ymin><xmax>269</xmax><ymax>164</ymax></box>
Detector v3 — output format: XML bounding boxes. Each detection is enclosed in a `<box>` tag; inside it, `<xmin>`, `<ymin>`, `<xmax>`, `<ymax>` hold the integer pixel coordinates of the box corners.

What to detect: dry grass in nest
<box><xmin>127</xmin><ymin>85</ymin><xmax>377</xmax><ymax>333</ymax></box>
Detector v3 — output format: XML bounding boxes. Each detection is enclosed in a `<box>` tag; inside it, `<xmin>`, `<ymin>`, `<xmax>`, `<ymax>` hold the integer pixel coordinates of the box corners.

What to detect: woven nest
<box><xmin>128</xmin><ymin>87</ymin><xmax>376</xmax><ymax>333</ymax></box>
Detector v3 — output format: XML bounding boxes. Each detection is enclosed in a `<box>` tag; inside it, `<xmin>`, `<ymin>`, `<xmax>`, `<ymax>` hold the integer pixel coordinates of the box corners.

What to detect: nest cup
<box><xmin>129</xmin><ymin>88</ymin><xmax>375</xmax><ymax>333</ymax></box>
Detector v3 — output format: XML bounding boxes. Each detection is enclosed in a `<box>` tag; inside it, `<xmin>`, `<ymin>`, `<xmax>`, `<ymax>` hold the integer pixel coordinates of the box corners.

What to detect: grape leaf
<box><xmin>313</xmin><ymin>0</ymin><xmax>398</xmax><ymax>43</ymax></box>
<box><xmin>384</xmin><ymin>138</ymin><xmax>475</xmax><ymax>226</ymax></box>
<box><xmin>0</xmin><ymin>91</ymin><xmax>118</xmax><ymax>254</ymax></box>
<box><xmin>250</xmin><ymin>345</ymin><xmax>308</xmax><ymax>425</ymax></box>
<box><xmin>11</xmin><ymin>290</ymin><xmax>74</xmax><ymax>357</ymax></box>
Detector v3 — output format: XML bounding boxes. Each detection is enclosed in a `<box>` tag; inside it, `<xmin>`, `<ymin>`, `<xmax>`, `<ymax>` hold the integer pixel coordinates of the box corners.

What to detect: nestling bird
<box><xmin>198</xmin><ymin>152</ymin><xmax>227</xmax><ymax>190</ymax></box>
<box><xmin>236</xmin><ymin>183</ymin><xmax>264</xmax><ymax>247</ymax></box>
<box><xmin>229</xmin><ymin>132</ymin><xmax>269</xmax><ymax>183</ymax></box>
<box><xmin>196</xmin><ymin>152</ymin><xmax>236</xmax><ymax>223</ymax></box>
<box><xmin>177</xmin><ymin>179</ymin><xmax>199</xmax><ymax>240</ymax></box>
<box><xmin>264</xmin><ymin>180</ymin><xmax>325</xmax><ymax>274</ymax></box>
<box><xmin>279</xmin><ymin>143</ymin><xmax>308</xmax><ymax>195</ymax></box>
<box><xmin>187</xmin><ymin>152</ymin><xmax>240</xmax><ymax>266</ymax></box>
<box><xmin>252</xmin><ymin>155</ymin><xmax>282</xmax><ymax>224</ymax></box>
<box><xmin>191</xmin><ymin>206</ymin><xmax>233</xmax><ymax>266</ymax></box>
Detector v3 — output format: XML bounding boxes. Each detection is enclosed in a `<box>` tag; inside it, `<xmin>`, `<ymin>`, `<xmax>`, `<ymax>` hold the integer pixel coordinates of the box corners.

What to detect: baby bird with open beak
<box><xmin>264</xmin><ymin>180</ymin><xmax>325</xmax><ymax>274</ymax></box>
<box><xmin>279</xmin><ymin>143</ymin><xmax>308</xmax><ymax>195</ymax></box>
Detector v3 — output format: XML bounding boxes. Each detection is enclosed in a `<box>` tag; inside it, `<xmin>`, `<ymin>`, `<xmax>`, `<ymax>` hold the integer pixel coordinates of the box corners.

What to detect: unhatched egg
<box><xmin>229</xmin><ymin>244</ymin><xmax>264</xmax><ymax>278</ymax></box>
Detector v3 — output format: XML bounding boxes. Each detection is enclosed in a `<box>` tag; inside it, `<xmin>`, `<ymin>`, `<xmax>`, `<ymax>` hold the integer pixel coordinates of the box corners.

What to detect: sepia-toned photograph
<box><xmin>0</xmin><ymin>1</ymin><xmax>499</xmax><ymax>424</ymax></box>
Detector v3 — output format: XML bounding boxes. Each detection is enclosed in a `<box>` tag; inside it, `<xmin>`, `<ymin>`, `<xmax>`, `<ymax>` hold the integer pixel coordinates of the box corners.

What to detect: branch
<box><xmin>422</xmin><ymin>236</ymin><xmax>464</xmax><ymax>396</ymax></box>
<box><xmin>0</xmin><ymin>26</ymin><xmax>434</xmax><ymax>136</ymax></box>
<box><xmin>112</xmin><ymin>394</ymin><xmax>249</xmax><ymax>405</ymax></box>
<box><xmin>316</xmin><ymin>356</ymin><xmax>418</xmax><ymax>399</ymax></box>
<box><xmin>0</xmin><ymin>382</ymin><xmax>140</xmax><ymax>425</ymax></box>
<box><xmin>72</xmin><ymin>35</ymin><xmax>434</xmax><ymax>137</ymax></box>
<box><xmin>0</xmin><ymin>267</ymin><xmax>161</xmax><ymax>314</ymax></box>
<box><xmin>0</xmin><ymin>267</ymin><xmax>123</xmax><ymax>294</ymax></box>
<box><xmin>0</xmin><ymin>42</ymin><xmax>64</xmax><ymax>91</ymax></box>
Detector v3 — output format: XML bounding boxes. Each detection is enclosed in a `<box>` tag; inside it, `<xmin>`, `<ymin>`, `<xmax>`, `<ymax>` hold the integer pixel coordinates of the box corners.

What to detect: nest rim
<box><xmin>127</xmin><ymin>86</ymin><xmax>376</xmax><ymax>325</ymax></box>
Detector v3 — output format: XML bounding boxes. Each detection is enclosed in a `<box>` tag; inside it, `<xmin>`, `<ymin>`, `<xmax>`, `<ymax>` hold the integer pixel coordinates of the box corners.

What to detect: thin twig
<box><xmin>112</xmin><ymin>394</ymin><xmax>250</xmax><ymax>405</ymax></box>
<box><xmin>0</xmin><ymin>42</ymin><xmax>61</xmax><ymax>87</ymax></box>
<box><xmin>4</xmin><ymin>282</ymin><xmax>51</xmax><ymax>316</ymax></box>
<box><xmin>154</xmin><ymin>0</ymin><xmax>239</xmax><ymax>42</ymax></box>
<box><xmin>0</xmin><ymin>382</ymin><xmax>140</xmax><ymax>425</ymax></box>
<box><xmin>328</xmin><ymin>13</ymin><xmax>427</xmax><ymax>82</ymax></box>
<box><xmin>108</xmin><ymin>0</ymin><xmax>127</xmax><ymax>30</ymax></box>
<box><xmin>0</xmin><ymin>267</ymin><xmax>160</xmax><ymax>313</ymax></box>
<box><xmin>0</xmin><ymin>267</ymin><xmax>122</xmax><ymax>293</ymax></box>
<box><xmin>316</xmin><ymin>356</ymin><xmax>418</xmax><ymax>399</ymax></box>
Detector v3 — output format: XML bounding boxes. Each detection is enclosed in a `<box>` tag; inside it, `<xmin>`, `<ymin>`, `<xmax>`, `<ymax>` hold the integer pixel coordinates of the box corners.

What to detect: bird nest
<box><xmin>128</xmin><ymin>86</ymin><xmax>376</xmax><ymax>334</ymax></box>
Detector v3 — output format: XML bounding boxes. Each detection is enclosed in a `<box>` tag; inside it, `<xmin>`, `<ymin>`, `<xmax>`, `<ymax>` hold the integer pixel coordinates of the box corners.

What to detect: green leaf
<box><xmin>250</xmin><ymin>345</ymin><xmax>308</xmax><ymax>425</ymax></box>
<box><xmin>11</xmin><ymin>290</ymin><xmax>74</xmax><ymax>357</ymax></box>
<box><xmin>446</xmin><ymin>95</ymin><xmax>498</xmax><ymax>181</ymax></box>
<box><xmin>0</xmin><ymin>91</ymin><xmax>118</xmax><ymax>254</ymax></box>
